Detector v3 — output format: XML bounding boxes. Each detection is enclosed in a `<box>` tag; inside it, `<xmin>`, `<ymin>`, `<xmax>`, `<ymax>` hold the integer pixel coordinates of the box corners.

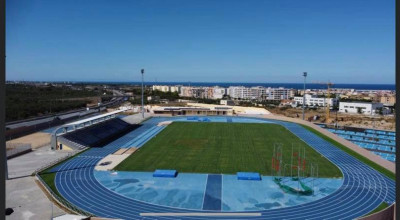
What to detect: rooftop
<box><xmin>65</xmin><ymin>109</ymin><xmax>125</xmax><ymax>126</ymax></box>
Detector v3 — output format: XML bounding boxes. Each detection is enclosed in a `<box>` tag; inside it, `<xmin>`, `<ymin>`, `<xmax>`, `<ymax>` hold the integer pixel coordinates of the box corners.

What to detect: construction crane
<box><xmin>313</xmin><ymin>81</ymin><xmax>334</xmax><ymax>123</ymax></box>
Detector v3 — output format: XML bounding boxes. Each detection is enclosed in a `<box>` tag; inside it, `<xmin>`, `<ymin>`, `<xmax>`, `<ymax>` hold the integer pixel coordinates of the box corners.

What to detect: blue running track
<box><xmin>202</xmin><ymin>174</ymin><xmax>222</xmax><ymax>211</ymax></box>
<box><xmin>52</xmin><ymin>116</ymin><xmax>395</xmax><ymax>219</ymax></box>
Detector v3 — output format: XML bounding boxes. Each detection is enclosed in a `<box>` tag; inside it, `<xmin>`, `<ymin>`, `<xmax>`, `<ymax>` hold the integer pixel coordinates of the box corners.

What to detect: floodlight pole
<box><xmin>141</xmin><ymin>69</ymin><xmax>145</xmax><ymax>119</ymax></box>
<box><xmin>302</xmin><ymin>72</ymin><xmax>307</xmax><ymax>120</ymax></box>
<box><xmin>334</xmin><ymin>93</ymin><xmax>338</xmax><ymax>129</ymax></box>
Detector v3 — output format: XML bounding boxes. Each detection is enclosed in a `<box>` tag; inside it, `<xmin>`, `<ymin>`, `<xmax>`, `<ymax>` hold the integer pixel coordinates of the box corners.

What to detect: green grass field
<box><xmin>115</xmin><ymin>122</ymin><xmax>342</xmax><ymax>178</ymax></box>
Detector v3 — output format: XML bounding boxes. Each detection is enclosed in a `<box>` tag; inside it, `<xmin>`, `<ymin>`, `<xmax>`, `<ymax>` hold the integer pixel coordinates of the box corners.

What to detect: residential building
<box><xmin>179</xmin><ymin>86</ymin><xmax>192</xmax><ymax>97</ymax></box>
<box><xmin>227</xmin><ymin>86</ymin><xmax>289</xmax><ymax>100</ymax></box>
<box><xmin>180</xmin><ymin>86</ymin><xmax>208</xmax><ymax>99</ymax></box>
<box><xmin>250</xmin><ymin>86</ymin><xmax>266</xmax><ymax>99</ymax></box>
<box><xmin>294</xmin><ymin>94</ymin><xmax>338</xmax><ymax>108</ymax></box>
<box><xmin>211</xmin><ymin>86</ymin><xmax>226</xmax><ymax>99</ymax></box>
<box><xmin>228</xmin><ymin>86</ymin><xmax>252</xmax><ymax>99</ymax></box>
<box><xmin>339</xmin><ymin>102</ymin><xmax>388</xmax><ymax>115</ymax></box>
<box><xmin>152</xmin><ymin>85</ymin><xmax>181</xmax><ymax>93</ymax></box>
<box><xmin>152</xmin><ymin>106</ymin><xmax>233</xmax><ymax>116</ymax></box>
<box><xmin>264</xmin><ymin>87</ymin><xmax>295</xmax><ymax>100</ymax></box>
<box><xmin>380</xmin><ymin>95</ymin><xmax>396</xmax><ymax>106</ymax></box>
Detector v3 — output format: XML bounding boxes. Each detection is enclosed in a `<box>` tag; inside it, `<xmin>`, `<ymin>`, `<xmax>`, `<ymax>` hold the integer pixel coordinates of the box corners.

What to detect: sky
<box><xmin>6</xmin><ymin>0</ymin><xmax>395</xmax><ymax>84</ymax></box>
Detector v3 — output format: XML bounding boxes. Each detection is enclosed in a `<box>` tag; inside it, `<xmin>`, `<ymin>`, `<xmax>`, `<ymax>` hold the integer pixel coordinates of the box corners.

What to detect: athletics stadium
<box><xmin>36</xmin><ymin>110</ymin><xmax>395</xmax><ymax>219</ymax></box>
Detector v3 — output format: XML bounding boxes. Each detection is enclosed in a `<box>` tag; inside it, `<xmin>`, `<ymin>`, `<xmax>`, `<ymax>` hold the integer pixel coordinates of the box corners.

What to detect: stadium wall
<box><xmin>357</xmin><ymin>203</ymin><xmax>395</xmax><ymax>220</ymax></box>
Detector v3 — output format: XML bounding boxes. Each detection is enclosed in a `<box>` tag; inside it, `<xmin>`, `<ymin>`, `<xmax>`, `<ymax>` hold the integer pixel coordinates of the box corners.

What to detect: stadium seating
<box><xmin>62</xmin><ymin>118</ymin><xmax>140</xmax><ymax>148</ymax></box>
<box><xmin>325</xmin><ymin>128</ymin><xmax>396</xmax><ymax>162</ymax></box>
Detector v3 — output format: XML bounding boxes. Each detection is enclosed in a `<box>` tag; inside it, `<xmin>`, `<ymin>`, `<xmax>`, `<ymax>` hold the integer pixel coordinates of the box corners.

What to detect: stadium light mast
<box><xmin>302</xmin><ymin>72</ymin><xmax>307</xmax><ymax>120</ymax></box>
<box><xmin>141</xmin><ymin>69</ymin><xmax>145</xmax><ymax>119</ymax></box>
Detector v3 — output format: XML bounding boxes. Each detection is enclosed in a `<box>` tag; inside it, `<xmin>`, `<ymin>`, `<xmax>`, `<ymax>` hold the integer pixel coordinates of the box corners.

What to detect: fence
<box><xmin>33</xmin><ymin>147</ymin><xmax>87</xmax><ymax>175</ymax></box>
<box><xmin>34</xmin><ymin>147</ymin><xmax>93</xmax><ymax>217</ymax></box>
<box><xmin>36</xmin><ymin>173</ymin><xmax>93</xmax><ymax>217</ymax></box>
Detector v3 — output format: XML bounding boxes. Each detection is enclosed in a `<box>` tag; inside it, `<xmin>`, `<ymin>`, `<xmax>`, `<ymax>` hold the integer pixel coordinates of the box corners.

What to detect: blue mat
<box><xmin>237</xmin><ymin>172</ymin><xmax>261</xmax><ymax>180</ymax></box>
<box><xmin>153</xmin><ymin>169</ymin><xmax>177</xmax><ymax>178</ymax></box>
<box><xmin>198</xmin><ymin>117</ymin><xmax>210</xmax><ymax>122</ymax></box>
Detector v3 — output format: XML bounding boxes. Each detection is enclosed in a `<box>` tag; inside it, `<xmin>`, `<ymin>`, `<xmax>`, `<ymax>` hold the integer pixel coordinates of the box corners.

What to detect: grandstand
<box><xmin>318</xmin><ymin>124</ymin><xmax>396</xmax><ymax>162</ymax></box>
<box><xmin>62</xmin><ymin>118</ymin><xmax>139</xmax><ymax>148</ymax></box>
<box><xmin>51</xmin><ymin>110</ymin><xmax>140</xmax><ymax>150</ymax></box>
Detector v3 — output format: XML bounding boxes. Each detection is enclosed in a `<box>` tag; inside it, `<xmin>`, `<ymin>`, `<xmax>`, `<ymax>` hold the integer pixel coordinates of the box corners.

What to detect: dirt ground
<box><xmin>6</xmin><ymin>132</ymin><xmax>51</xmax><ymax>150</ymax></box>
<box><xmin>267</xmin><ymin>107</ymin><xmax>395</xmax><ymax>131</ymax></box>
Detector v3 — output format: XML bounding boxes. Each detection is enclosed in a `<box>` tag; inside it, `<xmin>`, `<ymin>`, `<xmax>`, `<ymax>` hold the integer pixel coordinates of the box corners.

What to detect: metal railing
<box><xmin>57</xmin><ymin>136</ymin><xmax>86</xmax><ymax>150</ymax></box>
<box><xmin>35</xmin><ymin>173</ymin><xmax>93</xmax><ymax>217</ymax></box>
<box><xmin>34</xmin><ymin>147</ymin><xmax>93</xmax><ymax>217</ymax></box>
<box><xmin>33</xmin><ymin>147</ymin><xmax>88</xmax><ymax>175</ymax></box>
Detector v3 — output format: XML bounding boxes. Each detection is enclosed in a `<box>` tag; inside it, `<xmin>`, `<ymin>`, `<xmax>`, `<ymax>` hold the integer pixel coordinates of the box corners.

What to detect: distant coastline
<box><xmin>7</xmin><ymin>81</ymin><xmax>395</xmax><ymax>90</ymax></box>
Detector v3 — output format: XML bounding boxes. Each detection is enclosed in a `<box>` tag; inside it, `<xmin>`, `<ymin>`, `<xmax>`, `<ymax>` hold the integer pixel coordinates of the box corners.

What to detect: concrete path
<box><xmin>6</xmin><ymin>145</ymin><xmax>74</xmax><ymax>219</ymax></box>
<box><xmin>6</xmin><ymin>177</ymin><xmax>65</xmax><ymax>220</ymax></box>
<box><xmin>7</xmin><ymin>145</ymin><xmax>71</xmax><ymax>179</ymax></box>
<box><xmin>121</xmin><ymin>112</ymin><xmax>151</xmax><ymax>124</ymax></box>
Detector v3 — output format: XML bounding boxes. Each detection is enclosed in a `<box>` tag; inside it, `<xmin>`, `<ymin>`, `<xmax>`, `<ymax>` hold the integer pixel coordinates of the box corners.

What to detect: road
<box><xmin>6</xmin><ymin>90</ymin><xmax>127</xmax><ymax>130</ymax></box>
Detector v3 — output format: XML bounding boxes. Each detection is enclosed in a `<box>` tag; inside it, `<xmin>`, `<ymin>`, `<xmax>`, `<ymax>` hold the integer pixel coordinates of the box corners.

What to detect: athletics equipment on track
<box><xmin>153</xmin><ymin>169</ymin><xmax>177</xmax><ymax>178</ymax></box>
<box><xmin>237</xmin><ymin>172</ymin><xmax>261</xmax><ymax>181</ymax></box>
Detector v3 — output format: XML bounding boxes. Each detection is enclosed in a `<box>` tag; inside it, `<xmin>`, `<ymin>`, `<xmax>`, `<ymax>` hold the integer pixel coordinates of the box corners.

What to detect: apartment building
<box><xmin>227</xmin><ymin>86</ymin><xmax>252</xmax><ymax>99</ymax></box>
<box><xmin>152</xmin><ymin>85</ymin><xmax>181</xmax><ymax>93</ymax></box>
<box><xmin>294</xmin><ymin>94</ymin><xmax>338</xmax><ymax>107</ymax></box>
<box><xmin>263</xmin><ymin>87</ymin><xmax>295</xmax><ymax>100</ymax></box>
<box><xmin>211</xmin><ymin>86</ymin><xmax>226</xmax><ymax>99</ymax></box>
<box><xmin>380</xmin><ymin>95</ymin><xmax>396</xmax><ymax>106</ymax></box>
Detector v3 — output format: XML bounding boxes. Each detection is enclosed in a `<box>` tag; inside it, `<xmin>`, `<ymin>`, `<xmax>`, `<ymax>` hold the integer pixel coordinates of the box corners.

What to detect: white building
<box><xmin>227</xmin><ymin>86</ymin><xmax>295</xmax><ymax>100</ymax></box>
<box><xmin>264</xmin><ymin>87</ymin><xmax>295</xmax><ymax>100</ymax></box>
<box><xmin>294</xmin><ymin>94</ymin><xmax>338</xmax><ymax>108</ymax></box>
<box><xmin>228</xmin><ymin>86</ymin><xmax>252</xmax><ymax>99</ymax></box>
<box><xmin>250</xmin><ymin>86</ymin><xmax>266</xmax><ymax>99</ymax></box>
<box><xmin>169</xmin><ymin>86</ymin><xmax>181</xmax><ymax>93</ymax></box>
<box><xmin>152</xmin><ymin>85</ymin><xmax>181</xmax><ymax>93</ymax></box>
<box><xmin>180</xmin><ymin>86</ymin><xmax>208</xmax><ymax>98</ymax></box>
<box><xmin>179</xmin><ymin>86</ymin><xmax>192</xmax><ymax>97</ymax></box>
<box><xmin>211</xmin><ymin>86</ymin><xmax>226</xmax><ymax>99</ymax></box>
<box><xmin>339</xmin><ymin>102</ymin><xmax>388</xmax><ymax>115</ymax></box>
<box><xmin>227</xmin><ymin>86</ymin><xmax>268</xmax><ymax>100</ymax></box>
